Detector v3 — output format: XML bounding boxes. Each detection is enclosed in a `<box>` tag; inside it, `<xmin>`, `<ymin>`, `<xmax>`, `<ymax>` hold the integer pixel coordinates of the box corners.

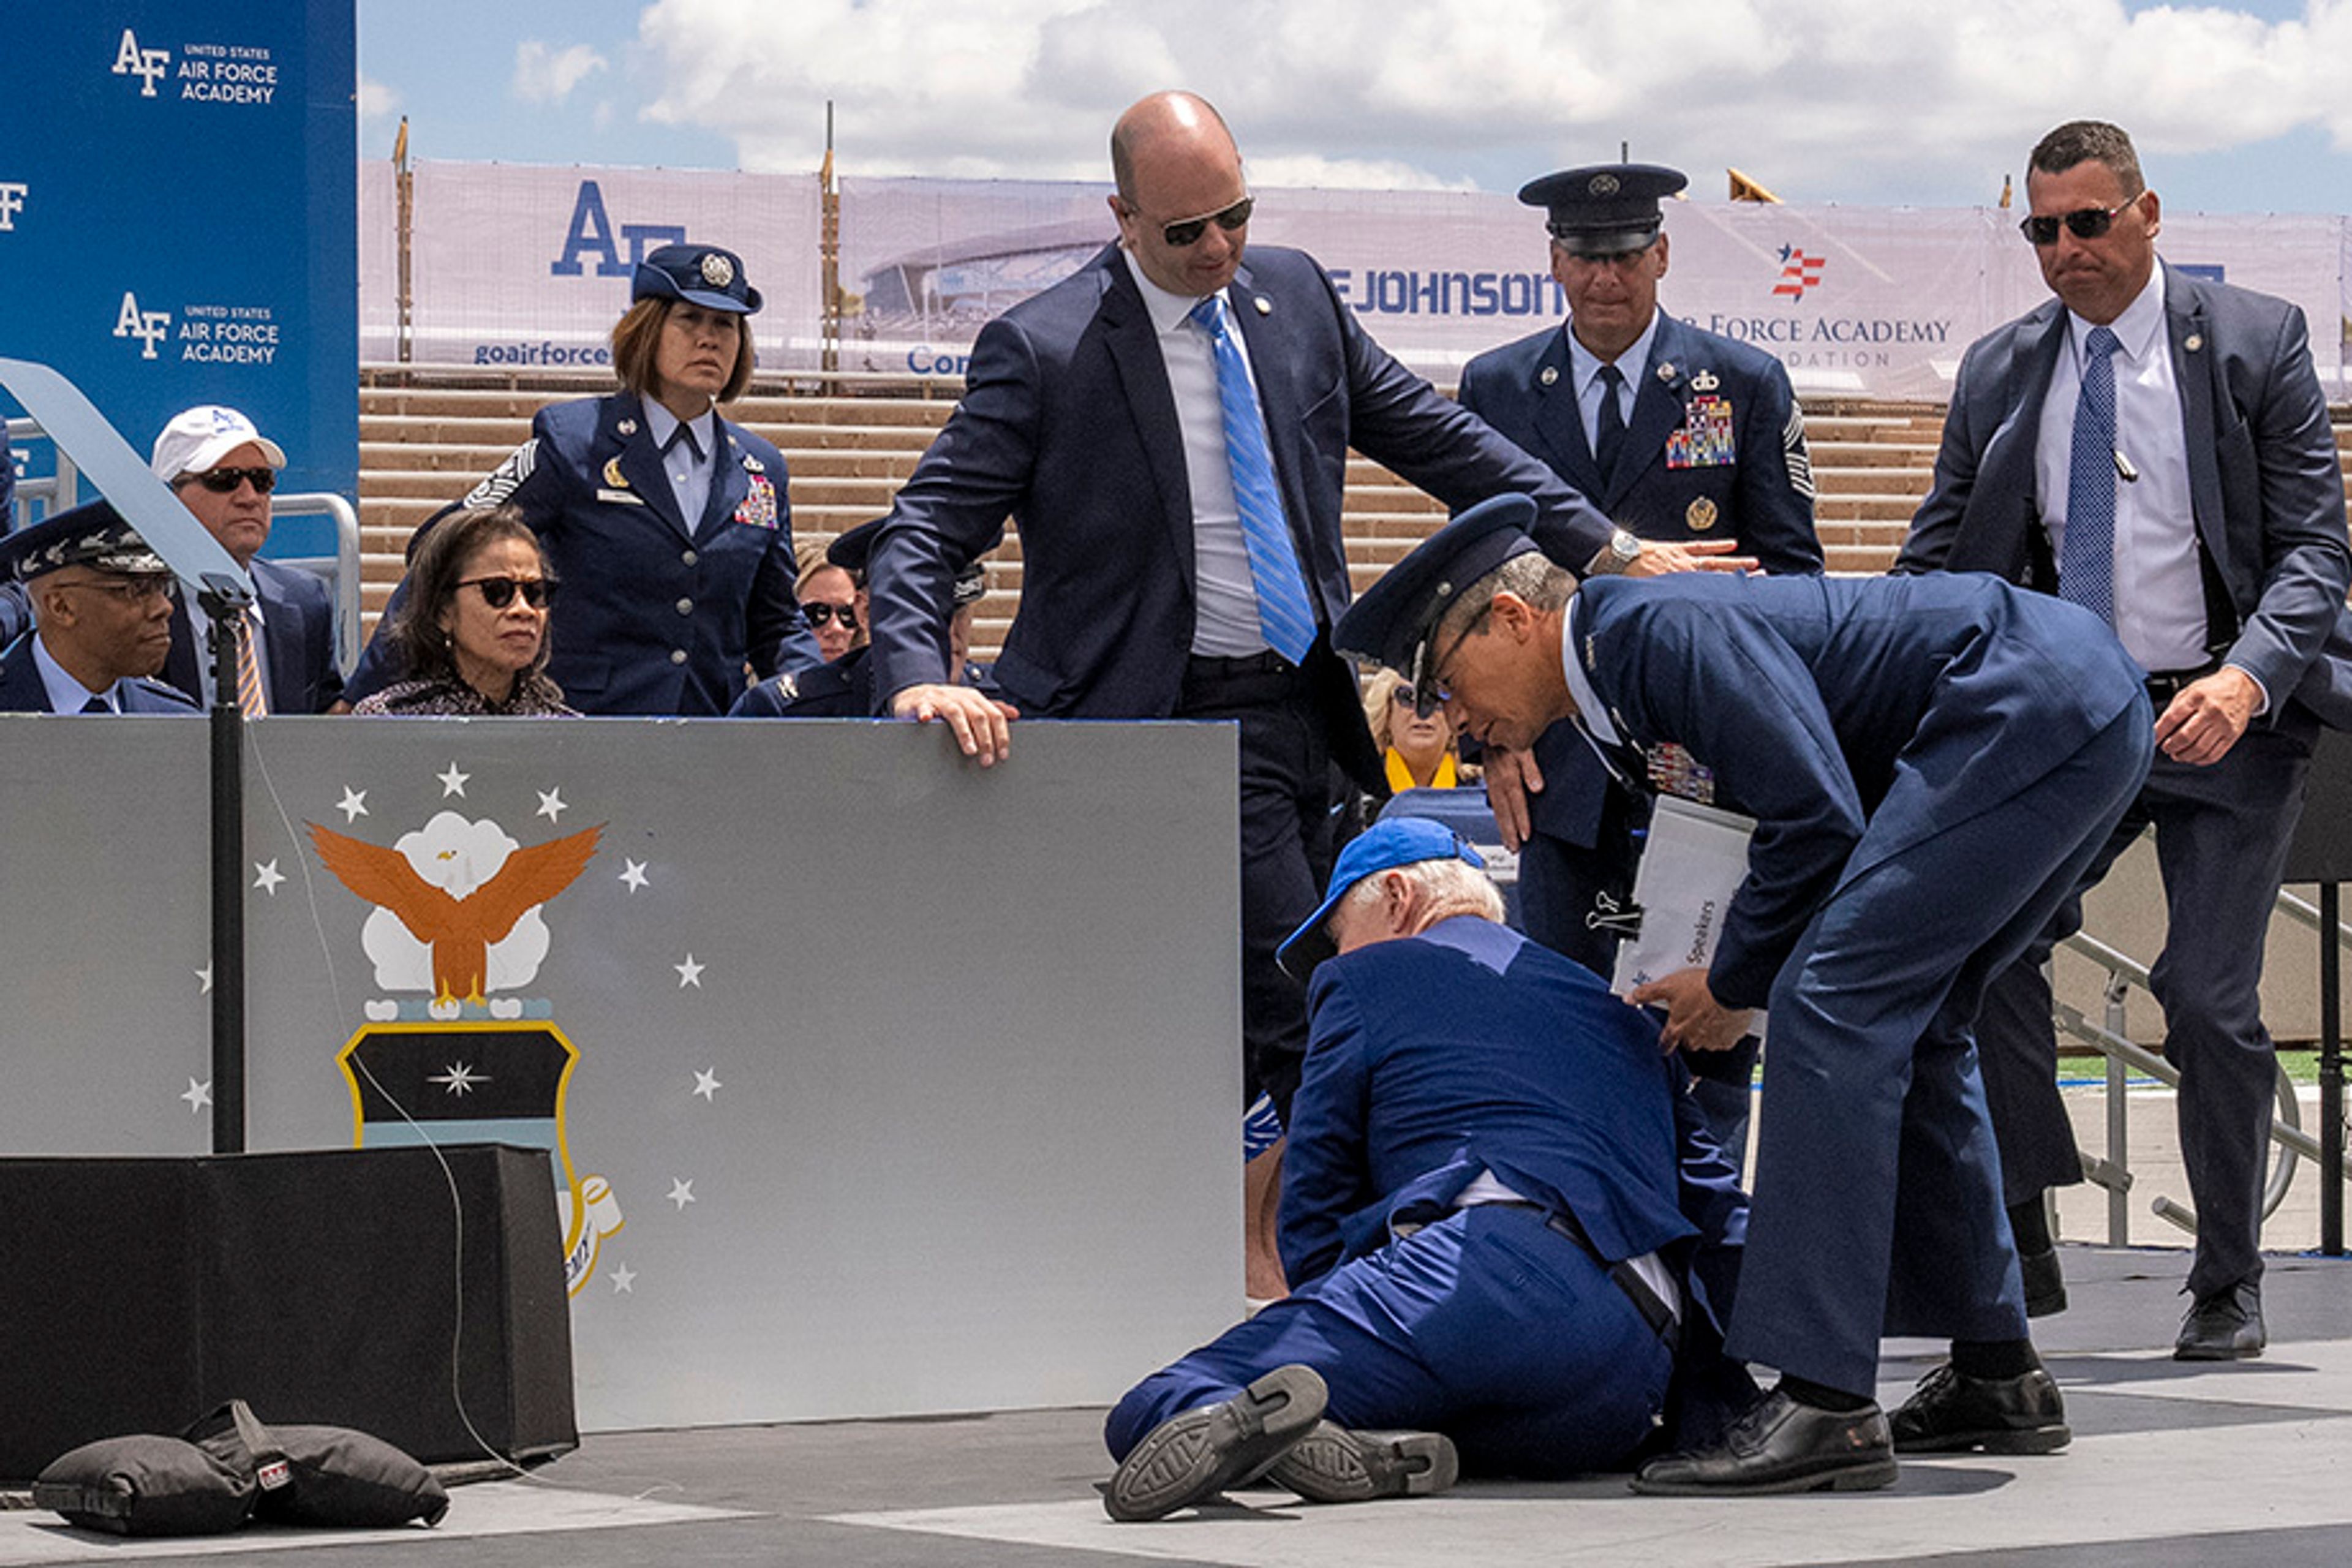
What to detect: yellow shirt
<box><xmin>1384</xmin><ymin>748</ymin><xmax>1459</xmax><ymax>793</ymax></box>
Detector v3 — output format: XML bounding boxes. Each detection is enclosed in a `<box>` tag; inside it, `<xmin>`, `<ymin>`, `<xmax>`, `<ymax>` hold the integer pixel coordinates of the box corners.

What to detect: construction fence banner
<box><xmin>360</xmin><ymin>163</ymin><xmax>2352</xmax><ymax>402</ymax></box>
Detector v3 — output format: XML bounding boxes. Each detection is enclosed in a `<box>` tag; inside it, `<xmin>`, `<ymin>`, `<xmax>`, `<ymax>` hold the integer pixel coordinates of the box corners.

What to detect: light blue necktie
<box><xmin>1189</xmin><ymin>293</ymin><xmax>1317</xmax><ymax>664</ymax></box>
<box><xmin>2060</xmin><ymin>325</ymin><xmax>2121</xmax><ymax>624</ymax></box>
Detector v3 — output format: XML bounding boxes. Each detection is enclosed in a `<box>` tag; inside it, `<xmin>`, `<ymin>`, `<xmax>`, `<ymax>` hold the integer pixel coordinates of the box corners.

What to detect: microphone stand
<box><xmin>198</xmin><ymin>574</ymin><xmax>255</xmax><ymax>1155</ymax></box>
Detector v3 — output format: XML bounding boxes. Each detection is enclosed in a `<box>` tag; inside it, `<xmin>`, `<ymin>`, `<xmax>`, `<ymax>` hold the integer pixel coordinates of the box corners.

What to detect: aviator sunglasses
<box><xmin>181</xmin><ymin>466</ymin><xmax>279</xmax><ymax>494</ymax></box>
<box><xmin>801</xmin><ymin>602</ymin><xmax>858</xmax><ymax>630</ymax></box>
<box><xmin>2018</xmin><ymin>202</ymin><xmax>2135</xmax><ymax>247</ymax></box>
<box><xmin>459</xmin><ymin>575</ymin><xmax>554</xmax><ymax>609</ymax></box>
<box><xmin>1142</xmin><ymin>195</ymin><xmax>1254</xmax><ymax>249</ymax></box>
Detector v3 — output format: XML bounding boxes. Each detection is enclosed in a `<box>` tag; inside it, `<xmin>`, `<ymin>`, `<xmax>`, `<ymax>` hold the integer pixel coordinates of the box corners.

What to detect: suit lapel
<box><xmin>1613</xmin><ymin>315</ymin><xmax>1689</xmax><ymax>510</ymax></box>
<box><xmin>2163</xmin><ymin>266</ymin><xmax>2228</xmax><ymax>570</ymax></box>
<box><xmin>1529</xmin><ymin>331</ymin><xmax>1603</xmax><ymax>497</ymax></box>
<box><xmin>1096</xmin><ymin>249</ymin><xmax>1199</xmax><ymax>580</ymax></box>
<box><xmin>701</xmin><ymin>421</ymin><xmax>754</xmax><ymax>541</ymax></box>
<box><xmin>611</xmin><ymin>395</ymin><xmax>694</xmax><ymax>544</ymax></box>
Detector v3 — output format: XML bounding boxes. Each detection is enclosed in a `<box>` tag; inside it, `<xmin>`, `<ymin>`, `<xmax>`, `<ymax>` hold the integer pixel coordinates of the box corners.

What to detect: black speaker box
<box><xmin>0</xmin><ymin>1144</ymin><xmax>576</xmax><ymax>1483</ymax></box>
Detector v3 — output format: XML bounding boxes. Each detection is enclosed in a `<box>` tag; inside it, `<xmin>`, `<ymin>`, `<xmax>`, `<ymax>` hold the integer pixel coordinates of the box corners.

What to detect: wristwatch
<box><xmin>1584</xmin><ymin>528</ymin><xmax>1643</xmax><ymax>576</ymax></box>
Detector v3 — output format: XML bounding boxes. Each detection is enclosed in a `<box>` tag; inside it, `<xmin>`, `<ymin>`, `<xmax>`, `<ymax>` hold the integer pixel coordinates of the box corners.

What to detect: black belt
<box><xmin>2145</xmin><ymin>660</ymin><xmax>2223</xmax><ymax>707</ymax></box>
<box><xmin>1179</xmin><ymin>649</ymin><xmax>1309</xmax><ymax>709</ymax></box>
<box><xmin>1490</xmin><ymin>1203</ymin><xmax>1679</xmax><ymax>1352</ymax></box>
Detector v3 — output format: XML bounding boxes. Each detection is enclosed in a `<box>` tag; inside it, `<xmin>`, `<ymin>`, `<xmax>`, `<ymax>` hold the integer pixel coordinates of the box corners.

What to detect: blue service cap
<box><xmin>633</xmin><ymin>243</ymin><xmax>763</xmax><ymax>314</ymax></box>
<box><xmin>1519</xmin><ymin>163</ymin><xmax>1686</xmax><ymax>256</ymax></box>
<box><xmin>0</xmin><ymin>499</ymin><xmax>169</xmax><ymax>582</ymax></box>
<box><xmin>1277</xmin><ymin>817</ymin><xmax>1487</xmax><ymax>978</ymax></box>
<box><xmin>1331</xmin><ymin>492</ymin><xmax>1545</xmax><ymax>717</ymax></box>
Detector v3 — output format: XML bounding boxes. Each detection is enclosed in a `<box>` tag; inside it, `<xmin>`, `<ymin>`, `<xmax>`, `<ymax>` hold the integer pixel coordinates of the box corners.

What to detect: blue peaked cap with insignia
<box><xmin>0</xmin><ymin>499</ymin><xmax>170</xmax><ymax>582</ymax></box>
<box><xmin>633</xmin><ymin>243</ymin><xmax>763</xmax><ymax>314</ymax></box>
<box><xmin>1277</xmin><ymin>817</ymin><xmax>1487</xmax><ymax>978</ymax></box>
<box><xmin>1520</xmin><ymin>162</ymin><xmax>1687</xmax><ymax>256</ymax></box>
<box><xmin>1332</xmin><ymin>492</ymin><xmax>1547</xmax><ymax>718</ymax></box>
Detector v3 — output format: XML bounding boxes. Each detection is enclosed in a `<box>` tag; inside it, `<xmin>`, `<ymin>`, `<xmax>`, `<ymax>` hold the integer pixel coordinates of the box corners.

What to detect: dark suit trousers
<box><xmin>1975</xmin><ymin>723</ymin><xmax>2311</xmax><ymax>1298</ymax></box>
<box><xmin>1177</xmin><ymin>654</ymin><xmax>1336</xmax><ymax>1117</ymax></box>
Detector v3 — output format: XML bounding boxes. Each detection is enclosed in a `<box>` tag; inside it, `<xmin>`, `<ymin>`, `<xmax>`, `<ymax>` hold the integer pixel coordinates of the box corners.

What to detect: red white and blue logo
<box><xmin>1771</xmin><ymin>245</ymin><xmax>1825</xmax><ymax>300</ymax></box>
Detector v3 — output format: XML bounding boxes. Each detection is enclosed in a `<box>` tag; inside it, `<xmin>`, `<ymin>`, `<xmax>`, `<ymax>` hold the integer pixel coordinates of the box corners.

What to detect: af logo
<box><xmin>112</xmin><ymin>28</ymin><xmax>170</xmax><ymax>97</ymax></box>
<box><xmin>311</xmin><ymin>806</ymin><xmax>625</xmax><ymax>1298</ymax></box>
<box><xmin>114</xmin><ymin>292</ymin><xmax>171</xmax><ymax>360</ymax></box>
<box><xmin>551</xmin><ymin>179</ymin><xmax>685</xmax><ymax>279</ymax></box>
<box><xmin>0</xmin><ymin>182</ymin><xmax>25</xmax><ymax>232</ymax></box>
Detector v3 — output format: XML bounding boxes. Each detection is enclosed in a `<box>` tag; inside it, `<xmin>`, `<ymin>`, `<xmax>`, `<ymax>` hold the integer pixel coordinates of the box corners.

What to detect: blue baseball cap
<box><xmin>1277</xmin><ymin>818</ymin><xmax>1486</xmax><ymax>978</ymax></box>
<box><xmin>633</xmin><ymin>243</ymin><xmax>763</xmax><ymax>314</ymax></box>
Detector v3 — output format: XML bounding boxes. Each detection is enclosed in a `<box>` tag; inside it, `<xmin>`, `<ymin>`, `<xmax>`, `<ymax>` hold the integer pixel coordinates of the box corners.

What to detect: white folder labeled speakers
<box><xmin>1611</xmin><ymin>794</ymin><xmax>1758</xmax><ymax>1003</ymax></box>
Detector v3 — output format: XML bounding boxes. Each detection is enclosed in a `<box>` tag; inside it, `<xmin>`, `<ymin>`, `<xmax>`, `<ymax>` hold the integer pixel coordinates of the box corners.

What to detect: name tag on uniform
<box><xmin>596</xmin><ymin>488</ymin><xmax>646</xmax><ymax>506</ymax></box>
<box><xmin>1666</xmin><ymin>395</ymin><xmax>1736</xmax><ymax>469</ymax></box>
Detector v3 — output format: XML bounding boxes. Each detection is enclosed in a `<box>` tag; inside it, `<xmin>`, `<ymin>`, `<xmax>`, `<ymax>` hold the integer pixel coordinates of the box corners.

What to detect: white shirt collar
<box><xmin>1121</xmin><ymin>247</ymin><xmax>1221</xmax><ymax>337</ymax></box>
<box><xmin>644</xmin><ymin>399</ymin><xmax>717</xmax><ymax>461</ymax></box>
<box><xmin>1567</xmin><ymin>310</ymin><xmax>1664</xmax><ymax>398</ymax></box>
<box><xmin>2067</xmin><ymin>259</ymin><xmax>2166</xmax><ymax>368</ymax></box>
<box><xmin>31</xmin><ymin>629</ymin><xmax>117</xmax><ymax>713</ymax></box>
<box><xmin>1560</xmin><ymin>592</ymin><xmax>1623</xmax><ymax>748</ymax></box>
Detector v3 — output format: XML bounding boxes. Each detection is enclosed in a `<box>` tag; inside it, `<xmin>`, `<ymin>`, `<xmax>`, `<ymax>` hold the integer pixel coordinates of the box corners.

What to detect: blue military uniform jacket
<box><xmin>160</xmin><ymin>557</ymin><xmax>344</xmax><ymax>713</ymax></box>
<box><xmin>1459</xmin><ymin>312</ymin><xmax>1823</xmax><ymax>848</ymax></box>
<box><xmin>350</xmin><ymin>392</ymin><xmax>810</xmax><ymax>716</ymax></box>
<box><xmin>1897</xmin><ymin>263</ymin><xmax>2351</xmax><ymax>730</ymax></box>
<box><xmin>1281</xmin><ymin>915</ymin><xmax>1743</xmax><ymax>1291</ymax></box>
<box><xmin>730</xmin><ymin>644</ymin><xmax>874</xmax><ymax>717</ymax></box>
<box><xmin>864</xmin><ymin>243</ymin><xmax>1619</xmax><ymax>784</ymax></box>
<box><xmin>1571</xmin><ymin>571</ymin><xmax>2149</xmax><ymax>1009</ymax></box>
<box><xmin>0</xmin><ymin>637</ymin><xmax>200</xmax><ymax>713</ymax></box>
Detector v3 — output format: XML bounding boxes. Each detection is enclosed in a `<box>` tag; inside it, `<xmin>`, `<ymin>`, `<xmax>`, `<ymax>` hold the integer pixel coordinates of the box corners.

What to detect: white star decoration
<box><xmin>429</xmin><ymin>1062</ymin><xmax>488</xmax><ymax>1096</ymax></box>
<box><xmin>537</xmin><ymin>788</ymin><xmax>567</xmax><ymax>823</ymax></box>
<box><xmin>668</xmin><ymin>1179</ymin><xmax>696</xmax><ymax>1210</ymax></box>
<box><xmin>336</xmin><ymin>787</ymin><xmax>368</xmax><ymax>823</ymax></box>
<box><xmin>692</xmin><ymin>1069</ymin><xmax>722</xmax><ymax>1101</ymax></box>
<box><xmin>437</xmin><ymin>762</ymin><xmax>469</xmax><ymax>797</ymax></box>
<box><xmin>181</xmin><ymin>1078</ymin><xmax>211</xmax><ymax>1113</ymax></box>
<box><xmin>195</xmin><ymin>964</ymin><xmax>213</xmax><ymax>995</ymax></box>
<box><xmin>674</xmin><ymin>954</ymin><xmax>705</xmax><ymax>987</ymax></box>
<box><xmin>619</xmin><ymin>859</ymin><xmax>650</xmax><ymax>892</ymax></box>
<box><xmin>609</xmin><ymin>1264</ymin><xmax>636</xmax><ymax>1294</ymax></box>
<box><xmin>252</xmin><ymin>861</ymin><xmax>285</xmax><ymax>894</ymax></box>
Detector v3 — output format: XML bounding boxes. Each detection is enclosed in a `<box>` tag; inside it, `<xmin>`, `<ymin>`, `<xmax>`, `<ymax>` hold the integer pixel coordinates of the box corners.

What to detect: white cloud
<box><xmin>513</xmin><ymin>40</ymin><xmax>611</xmax><ymax>107</ymax></box>
<box><xmin>629</xmin><ymin>0</ymin><xmax>2352</xmax><ymax>203</ymax></box>
<box><xmin>357</xmin><ymin>75</ymin><xmax>400</xmax><ymax>121</ymax></box>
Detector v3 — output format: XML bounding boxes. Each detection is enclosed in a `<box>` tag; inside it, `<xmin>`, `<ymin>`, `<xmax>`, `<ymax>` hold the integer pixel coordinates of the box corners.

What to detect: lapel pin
<box><xmin>1691</xmin><ymin>369</ymin><xmax>1719</xmax><ymax>393</ymax></box>
<box><xmin>1656</xmin><ymin>362</ymin><xmax>1676</xmax><ymax>383</ymax></box>
<box><xmin>617</xmin><ymin>418</ymin><xmax>638</xmax><ymax>437</ymax></box>
<box><xmin>1540</xmin><ymin>365</ymin><xmax>1560</xmax><ymax>386</ymax></box>
<box><xmin>743</xmin><ymin>453</ymin><xmax>764</xmax><ymax>472</ymax></box>
<box><xmin>1254</xmin><ymin>295</ymin><xmax>1272</xmax><ymax>315</ymax></box>
<box><xmin>602</xmin><ymin>458</ymin><xmax>630</xmax><ymax>488</ymax></box>
<box><xmin>2184</xmin><ymin>333</ymin><xmax>2203</xmax><ymax>352</ymax></box>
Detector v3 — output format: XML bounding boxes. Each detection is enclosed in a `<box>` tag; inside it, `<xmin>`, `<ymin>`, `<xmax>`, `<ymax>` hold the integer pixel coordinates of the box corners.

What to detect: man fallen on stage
<box><xmin>1101</xmin><ymin>816</ymin><xmax>1751</xmax><ymax>1521</ymax></box>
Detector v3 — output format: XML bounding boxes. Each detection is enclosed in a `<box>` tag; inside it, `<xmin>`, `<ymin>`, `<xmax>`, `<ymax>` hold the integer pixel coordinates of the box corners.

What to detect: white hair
<box><xmin>1335</xmin><ymin>854</ymin><xmax>1506</xmax><ymax>929</ymax></box>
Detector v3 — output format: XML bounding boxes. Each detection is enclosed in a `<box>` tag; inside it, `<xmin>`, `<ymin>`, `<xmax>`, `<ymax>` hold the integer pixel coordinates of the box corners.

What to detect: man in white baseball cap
<box><xmin>148</xmin><ymin>405</ymin><xmax>341</xmax><ymax>713</ymax></box>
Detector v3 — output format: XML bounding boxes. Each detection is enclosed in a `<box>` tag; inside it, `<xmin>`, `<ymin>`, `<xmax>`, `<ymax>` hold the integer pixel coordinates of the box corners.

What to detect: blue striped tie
<box><xmin>1190</xmin><ymin>293</ymin><xmax>1318</xmax><ymax>664</ymax></box>
<box><xmin>2060</xmin><ymin>326</ymin><xmax>2121</xmax><ymax>624</ymax></box>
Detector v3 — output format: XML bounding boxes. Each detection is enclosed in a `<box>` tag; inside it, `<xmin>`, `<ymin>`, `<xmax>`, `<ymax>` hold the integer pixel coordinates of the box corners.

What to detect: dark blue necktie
<box><xmin>1189</xmin><ymin>293</ymin><xmax>1317</xmax><ymax>664</ymax></box>
<box><xmin>2060</xmin><ymin>326</ymin><xmax>2121</xmax><ymax>624</ymax></box>
<box><xmin>1594</xmin><ymin>363</ymin><xmax>1628</xmax><ymax>481</ymax></box>
<box><xmin>80</xmin><ymin>694</ymin><xmax>113</xmax><ymax>714</ymax></box>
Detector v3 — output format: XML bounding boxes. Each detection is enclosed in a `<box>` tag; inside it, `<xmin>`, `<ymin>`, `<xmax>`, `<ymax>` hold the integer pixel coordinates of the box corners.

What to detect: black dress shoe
<box><xmin>1106</xmin><ymin>1365</ymin><xmax>1329</xmax><ymax>1521</ymax></box>
<box><xmin>1267</xmin><ymin>1422</ymin><xmax>1458</xmax><ymax>1504</ymax></box>
<box><xmin>1631</xmin><ymin>1389</ymin><xmax>1896</xmax><ymax>1496</ymax></box>
<box><xmin>2020</xmin><ymin>1246</ymin><xmax>2068</xmax><ymax>1317</ymax></box>
<box><xmin>1891</xmin><ymin>1363</ymin><xmax>2070</xmax><ymax>1453</ymax></box>
<box><xmin>2174</xmin><ymin>1280</ymin><xmax>2266</xmax><ymax>1362</ymax></box>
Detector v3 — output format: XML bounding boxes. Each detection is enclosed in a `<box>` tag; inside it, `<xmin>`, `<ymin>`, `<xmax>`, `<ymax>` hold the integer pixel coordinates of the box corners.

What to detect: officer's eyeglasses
<box><xmin>802</xmin><ymin>601</ymin><xmax>858</xmax><ymax>630</ymax></box>
<box><xmin>459</xmin><ymin>576</ymin><xmax>554</xmax><ymax>609</ymax></box>
<box><xmin>1412</xmin><ymin>605</ymin><xmax>1494</xmax><ymax>718</ymax></box>
<box><xmin>181</xmin><ymin>466</ymin><xmax>279</xmax><ymax>495</ymax></box>
<box><xmin>2019</xmin><ymin>203</ymin><xmax>2133</xmax><ymax>247</ymax></box>
<box><xmin>56</xmin><ymin>576</ymin><xmax>178</xmax><ymax>605</ymax></box>
<box><xmin>1140</xmin><ymin>196</ymin><xmax>1254</xmax><ymax>249</ymax></box>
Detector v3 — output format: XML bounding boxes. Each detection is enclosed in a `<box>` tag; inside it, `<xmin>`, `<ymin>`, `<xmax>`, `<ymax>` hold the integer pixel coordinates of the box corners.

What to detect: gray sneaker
<box><xmin>1267</xmin><ymin>1422</ymin><xmax>1459</xmax><ymax>1503</ymax></box>
<box><xmin>1105</xmin><ymin>1365</ymin><xmax>1329</xmax><ymax>1521</ymax></box>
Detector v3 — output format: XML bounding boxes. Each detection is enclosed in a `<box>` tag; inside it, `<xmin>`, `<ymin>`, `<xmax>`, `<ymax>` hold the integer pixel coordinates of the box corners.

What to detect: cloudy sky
<box><xmin>359</xmin><ymin>0</ymin><xmax>2352</xmax><ymax>213</ymax></box>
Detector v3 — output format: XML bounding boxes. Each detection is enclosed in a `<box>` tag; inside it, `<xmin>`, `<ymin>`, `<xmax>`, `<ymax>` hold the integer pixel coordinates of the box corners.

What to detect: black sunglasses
<box><xmin>1148</xmin><ymin>195</ymin><xmax>1254</xmax><ymax>249</ymax></box>
<box><xmin>182</xmin><ymin>466</ymin><xmax>278</xmax><ymax>494</ymax></box>
<box><xmin>2018</xmin><ymin>202</ymin><xmax>2133</xmax><ymax>247</ymax></box>
<box><xmin>802</xmin><ymin>601</ymin><xmax>858</xmax><ymax>630</ymax></box>
<box><xmin>459</xmin><ymin>575</ymin><xmax>554</xmax><ymax>609</ymax></box>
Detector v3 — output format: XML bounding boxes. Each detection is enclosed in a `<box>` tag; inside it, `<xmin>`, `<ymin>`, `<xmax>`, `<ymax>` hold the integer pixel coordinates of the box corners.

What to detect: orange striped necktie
<box><xmin>235</xmin><ymin>609</ymin><xmax>268</xmax><ymax>717</ymax></box>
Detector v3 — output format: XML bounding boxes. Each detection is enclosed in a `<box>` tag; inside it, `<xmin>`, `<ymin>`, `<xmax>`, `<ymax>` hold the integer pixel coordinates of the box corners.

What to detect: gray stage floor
<box><xmin>4</xmin><ymin>1244</ymin><xmax>2348</xmax><ymax>1567</ymax></box>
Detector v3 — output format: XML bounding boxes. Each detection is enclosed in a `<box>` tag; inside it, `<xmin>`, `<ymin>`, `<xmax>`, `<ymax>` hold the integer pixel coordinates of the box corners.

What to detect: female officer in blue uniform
<box><xmin>350</xmin><ymin>243</ymin><xmax>813</xmax><ymax>715</ymax></box>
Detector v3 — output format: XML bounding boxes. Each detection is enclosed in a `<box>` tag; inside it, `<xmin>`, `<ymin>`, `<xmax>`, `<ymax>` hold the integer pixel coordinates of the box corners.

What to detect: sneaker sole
<box><xmin>1631</xmin><ymin>1456</ymin><xmax>1899</xmax><ymax>1497</ymax></box>
<box><xmin>1106</xmin><ymin>1366</ymin><xmax>1329</xmax><ymax>1522</ymax></box>
<box><xmin>1894</xmin><ymin>1423</ymin><xmax>2071</xmax><ymax>1456</ymax></box>
<box><xmin>2173</xmin><ymin>1342</ymin><xmax>2264</xmax><ymax>1362</ymax></box>
<box><xmin>1268</xmin><ymin>1425</ymin><xmax>1458</xmax><ymax>1504</ymax></box>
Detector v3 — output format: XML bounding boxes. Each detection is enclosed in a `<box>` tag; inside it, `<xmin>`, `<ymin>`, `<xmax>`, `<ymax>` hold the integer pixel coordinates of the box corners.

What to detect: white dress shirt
<box><xmin>1568</xmin><ymin>312</ymin><xmax>1663</xmax><ymax>459</ymax></box>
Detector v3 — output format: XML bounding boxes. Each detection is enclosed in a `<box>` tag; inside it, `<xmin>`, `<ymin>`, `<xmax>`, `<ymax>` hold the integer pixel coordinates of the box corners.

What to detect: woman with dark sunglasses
<box><xmin>793</xmin><ymin>543</ymin><xmax>864</xmax><ymax>664</ymax></box>
<box><xmin>352</xmin><ymin>507</ymin><xmax>572</xmax><ymax>716</ymax></box>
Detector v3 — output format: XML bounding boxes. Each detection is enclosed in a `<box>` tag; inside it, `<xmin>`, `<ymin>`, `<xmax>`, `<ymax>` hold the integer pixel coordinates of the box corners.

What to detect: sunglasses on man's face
<box><xmin>459</xmin><ymin>575</ymin><xmax>554</xmax><ymax>609</ymax></box>
<box><xmin>1149</xmin><ymin>196</ymin><xmax>1254</xmax><ymax>249</ymax></box>
<box><xmin>183</xmin><ymin>466</ymin><xmax>278</xmax><ymax>495</ymax></box>
<box><xmin>2018</xmin><ymin>202</ymin><xmax>2133</xmax><ymax>247</ymax></box>
<box><xmin>802</xmin><ymin>601</ymin><xmax>858</xmax><ymax>630</ymax></box>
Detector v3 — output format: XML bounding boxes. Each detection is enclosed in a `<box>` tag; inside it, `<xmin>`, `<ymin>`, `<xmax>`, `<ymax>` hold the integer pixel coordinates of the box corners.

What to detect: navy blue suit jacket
<box><xmin>1896</xmin><ymin>264</ymin><xmax>2351</xmax><ymax>728</ymax></box>
<box><xmin>0</xmin><ymin>636</ymin><xmax>200</xmax><ymax>712</ymax></box>
<box><xmin>1461</xmin><ymin>311</ymin><xmax>1825</xmax><ymax>847</ymax></box>
<box><xmin>349</xmin><ymin>393</ymin><xmax>813</xmax><ymax>716</ymax></box>
<box><xmin>160</xmin><ymin>557</ymin><xmax>343</xmax><ymax>713</ymax></box>
<box><xmin>865</xmin><ymin>243</ymin><xmax>1617</xmax><ymax>753</ymax></box>
<box><xmin>1280</xmin><ymin>914</ymin><xmax>1743</xmax><ymax>1291</ymax></box>
<box><xmin>1572</xmin><ymin>571</ymin><xmax>2149</xmax><ymax>1009</ymax></box>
